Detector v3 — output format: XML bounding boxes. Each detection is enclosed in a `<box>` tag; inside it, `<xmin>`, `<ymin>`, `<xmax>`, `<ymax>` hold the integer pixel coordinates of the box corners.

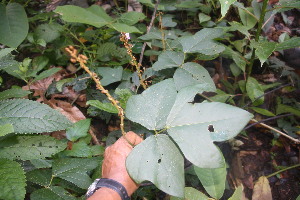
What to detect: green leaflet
<box><xmin>54</xmin><ymin>5</ymin><xmax>112</xmax><ymax>28</ymax></box>
<box><xmin>179</xmin><ymin>28</ymin><xmax>225</xmax><ymax>55</ymax></box>
<box><xmin>66</xmin><ymin>119</ymin><xmax>91</xmax><ymax>142</ymax></box>
<box><xmin>0</xmin><ymin>135</ymin><xmax>67</xmax><ymax>160</ymax></box>
<box><xmin>0</xmin><ymin>3</ymin><xmax>29</xmax><ymax>48</ymax></box>
<box><xmin>246</xmin><ymin>77</ymin><xmax>264</xmax><ymax>106</ymax></box>
<box><xmin>173</xmin><ymin>62</ymin><xmax>216</xmax><ymax>91</ymax></box>
<box><xmin>0</xmin><ymin>88</ymin><xmax>31</xmax><ymax>100</ymax></box>
<box><xmin>229</xmin><ymin>185</ymin><xmax>244</xmax><ymax>200</ymax></box>
<box><xmin>275</xmin><ymin>37</ymin><xmax>300</xmax><ymax>51</ymax></box>
<box><xmin>0</xmin><ymin>158</ymin><xmax>26</xmax><ymax>200</ymax></box>
<box><xmin>119</xmin><ymin>11</ymin><xmax>146</xmax><ymax>25</ymax></box>
<box><xmin>194</xmin><ymin>159</ymin><xmax>227</xmax><ymax>199</ymax></box>
<box><xmin>219</xmin><ymin>0</ymin><xmax>237</xmax><ymax>18</ymax></box>
<box><xmin>52</xmin><ymin>157</ymin><xmax>101</xmax><ymax>189</ymax></box>
<box><xmin>95</xmin><ymin>66</ymin><xmax>123</xmax><ymax>86</ymax></box>
<box><xmin>34</xmin><ymin>23</ymin><xmax>63</xmax><ymax>43</ymax></box>
<box><xmin>0</xmin><ymin>99</ymin><xmax>72</xmax><ymax>133</ymax></box>
<box><xmin>170</xmin><ymin>187</ymin><xmax>209</xmax><ymax>200</ymax></box>
<box><xmin>251</xmin><ymin>40</ymin><xmax>277</xmax><ymax>66</ymax></box>
<box><xmin>126</xmin><ymin>134</ymin><xmax>185</xmax><ymax>198</ymax></box>
<box><xmin>26</xmin><ymin>169</ymin><xmax>52</xmax><ymax>187</ymax></box>
<box><xmin>31</xmin><ymin>186</ymin><xmax>76</xmax><ymax>200</ymax></box>
<box><xmin>152</xmin><ymin>51</ymin><xmax>184</xmax><ymax>71</ymax></box>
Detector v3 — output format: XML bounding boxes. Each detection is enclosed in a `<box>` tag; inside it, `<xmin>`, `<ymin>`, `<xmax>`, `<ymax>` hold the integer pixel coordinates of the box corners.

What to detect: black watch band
<box><xmin>86</xmin><ymin>178</ymin><xmax>130</xmax><ymax>200</ymax></box>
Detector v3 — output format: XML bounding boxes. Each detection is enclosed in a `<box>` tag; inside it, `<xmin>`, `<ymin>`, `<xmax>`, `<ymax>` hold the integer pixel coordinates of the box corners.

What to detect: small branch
<box><xmin>65</xmin><ymin>46</ymin><xmax>134</xmax><ymax>146</ymax></box>
<box><xmin>138</xmin><ymin>0</ymin><xmax>160</xmax><ymax>67</ymax></box>
<box><xmin>158</xmin><ymin>12</ymin><xmax>166</xmax><ymax>51</ymax></box>
<box><xmin>243</xmin><ymin>83</ymin><xmax>291</xmax><ymax>108</ymax></box>
<box><xmin>266</xmin><ymin>163</ymin><xmax>300</xmax><ymax>178</ymax></box>
<box><xmin>244</xmin><ymin>113</ymin><xmax>293</xmax><ymax>130</ymax></box>
<box><xmin>250</xmin><ymin>119</ymin><xmax>300</xmax><ymax>144</ymax></box>
<box><xmin>89</xmin><ymin>128</ymin><xmax>100</xmax><ymax>145</ymax></box>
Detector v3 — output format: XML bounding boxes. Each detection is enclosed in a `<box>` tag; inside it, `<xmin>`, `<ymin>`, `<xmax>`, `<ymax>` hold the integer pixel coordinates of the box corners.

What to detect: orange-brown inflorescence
<box><xmin>120</xmin><ymin>32</ymin><xmax>147</xmax><ymax>89</ymax></box>
<box><xmin>65</xmin><ymin>46</ymin><xmax>132</xmax><ymax>144</ymax></box>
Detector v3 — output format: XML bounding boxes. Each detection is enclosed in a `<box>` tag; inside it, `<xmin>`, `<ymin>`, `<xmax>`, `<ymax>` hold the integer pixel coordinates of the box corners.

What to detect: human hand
<box><xmin>102</xmin><ymin>131</ymin><xmax>143</xmax><ymax>195</ymax></box>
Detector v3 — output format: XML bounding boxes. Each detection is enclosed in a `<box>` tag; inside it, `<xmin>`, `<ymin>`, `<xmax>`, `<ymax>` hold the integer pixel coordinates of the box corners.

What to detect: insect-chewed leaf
<box><xmin>173</xmin><ymin>62</ymin><xmax>216</xmax><ymax>91</ymax></box>
<box><xmin>167</xmin><ymin>101</ymin><xmax>253</xmax><ymax>168</ymax></box>
<box><xmin>126</xmin><ymin>134</ymin><xmax>184</xmax><ymax>197</ymax></box>
<box><xmin>0</xmin><ymin>135</ymin><xmax>67</xmax><ymax>160</ymax></box>
<box><xmin>0</xmin><ymin>99</ymin><xmax>72</xmax><ymax>133</ymax></box>
<box><xmin>125</xmin><ymin>79</ymin><xmax>177</xmax><ymax>130</ymax></box>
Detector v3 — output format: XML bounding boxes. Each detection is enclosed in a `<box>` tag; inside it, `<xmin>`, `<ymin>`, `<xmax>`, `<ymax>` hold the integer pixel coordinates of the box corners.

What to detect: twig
<box><xmin>266</xmin><ymin>163</ymin><xmax>300</xmax><ymax>178</ymax></box>
<box><xmin>244</xmin><ymin>113</ymin><xmax>293</xmax><ymax>130</ymax></box>
<box><xmin>89</xmin><ymin>128</ymin><xmax>100</xmax><ymax>145</ymax></box>
<box><xmin>243</xmin><ymin>83</ymin><xmax>291</xmax><ymax>108</ymax></box>
<box><xmin>138</xmin><ymin>0</ymin><xmax>160</xmax><ymax>67</ymax></box>
<box><xmin>65</xmin><ymin>46</ymin><xmax>133</xmax><ymax>146</ymax></box>
<box><xmin>250</xmin><ymin>119</ymin><xmax>300</xmax><ymax>144</ymax></box>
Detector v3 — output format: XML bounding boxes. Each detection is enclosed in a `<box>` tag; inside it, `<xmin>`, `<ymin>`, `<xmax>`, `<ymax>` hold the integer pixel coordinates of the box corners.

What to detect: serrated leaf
<box><xmin>179</xmin><ymin>28</ymin><xmax>225</xmax><ymax>55</ymax></box>
<box><xmin>109</xmin><ymin>23</ymin><xmax>142</xmax><ymax>33</ymax></box>
<box><xmin>54</xmin><ymin>5</ymin><xmax>112</xmax><ymax>28</ymax></box>
<box><xmin>0</xmin><ymin>3</ymin><xmax>29</xmax><ymax>48</ymax></box>
<box><xmin>173</xmin><ymin>62</ymin><xmax>216</xmax><ymax>91</ymax></box>
<box><xmin>0</xmin><ymin>158</ymin><xmax>26</xmax><ymax>200</ymax></box>
<box><xmin>194</xmin><ymin>159</ymin><xmax>227</xmax><ymax>199</ymax></box>
<box><xmin>152</xmin><ymin>51</ymin><xmax>184</xmax><ymax>71</ymax></box>
<box><xmin>119</xmin><ymin>11</ymin><xmax>146</xmax><ymax>25</ymax></box>
<box><xmin>0</xmin><ymin>99</ymin><xmax>71</xmax><ymax>133</ymax></box>
<box><xmin>219</xmin><ymin>0</ymin><xmax>237</xmax><ymax>17</ymax></box>
<box><xmin>251</xmin><ymin>40</ymin><xmax>277</xmax><ymax>66</ymax></box>
<box><xmin>31</xmin><ymin>159</ymin><xmax>53</xmax><ymax>168</ymax></box>
<box><xmin>126</xmin><ymin>134</ymin><xmax>184</xmax><ymax>197</ymax></box>
<box><xmin>87</xmin><ymin>100</ymin><xmax>118</xmax><ymax>114</ymax></box>
<box><xmin>26</xmin><ymin>169</ymin><xmax>52</xmax><ymax>186</ymax></box>
<box><xmin>170</xmin><ymin>187</ymin><xmax>209</xmax><ymax>200</ymax></box>
<box><xmin>275</xmin><ymin>37</ymin><xmax>300</xmax><ymax>51</ymax></box>
<box><xmin>96</xmin><ymin>66</ymin><xmax>123</xmax><ymax>86</ymax></box>
<box><xmin>0</xmin><ymin>135</ymin><xmax>67</xmax><ymax>160</ymax></box>
<box><xmin>0</xmin><ymin>88</ymin><xmax>31</xmax><ymax>100</ymax></box>
<box><xmin>31</xmin><ymin>186</ymin><xmax>77</xmax><ymax>200</ymax></box>
<box><xmin>250</xmin><ymin>107</ymin><xmax>275</xmax><ymax>117</ymax></box>
<box><xmin>125</xmin><ymin>79</ymin><xmax>177</xmax><ymax>130</ymax></box>
<box><xmin>52</xmin><ymin>157</ymin><xmax>100</xmax><ymax>189</ymax></box>
<box><xmin>66</xmin><ymin>119</ymin><xmax>91</xmax><ymax>142</ymax></box>
<box><xmin>246</xmin><ymin>77</ymin><xmax>264</xmax><ymax>106</ymax></box>
<box><xmin>0</xmin><ymin>124</ymin><xmax>14</xmax><ymax>136</ymax></box>
<box><xmin>167</xmin><ymin>101</ymin><xmax>253</xmax><ymax>168</ymax></box>
<box><xmin>252</xmin><ymin>176</ymin><xmax>272</xmax><ymax>200</ymax></box>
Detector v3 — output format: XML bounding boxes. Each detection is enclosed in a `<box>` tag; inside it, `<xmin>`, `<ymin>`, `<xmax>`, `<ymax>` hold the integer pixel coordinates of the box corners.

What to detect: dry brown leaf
<box><xmin>252</xmin><ymin>176</ymin><xmax>272</xmax><ymax>200</ymax></box>
<box><xmin>47</xmin><ymin>97</ymin><xmax>85</xmax><ymax>123</ymax></box>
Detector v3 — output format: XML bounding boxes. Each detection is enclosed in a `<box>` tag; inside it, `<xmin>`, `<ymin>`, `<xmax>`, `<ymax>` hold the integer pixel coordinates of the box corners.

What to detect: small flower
<box><xmin>125</xmin><ymin>33</ymin><xmax>130</xmax><ymax>40</ymax></box>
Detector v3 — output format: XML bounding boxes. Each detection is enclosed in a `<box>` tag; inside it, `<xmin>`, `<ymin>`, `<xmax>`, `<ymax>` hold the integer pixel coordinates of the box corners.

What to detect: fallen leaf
<box><xmin>252</xmin><ymin>176</ymin><xmax>272</xmax><ymax>200</ymax></box>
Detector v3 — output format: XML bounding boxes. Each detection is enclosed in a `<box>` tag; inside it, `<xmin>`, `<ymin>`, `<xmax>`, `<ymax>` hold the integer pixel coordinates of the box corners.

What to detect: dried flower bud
<box><xmin>70</xmin><ymin>58</ymin><xmax>77</xmax><ymax>63</ymax></box>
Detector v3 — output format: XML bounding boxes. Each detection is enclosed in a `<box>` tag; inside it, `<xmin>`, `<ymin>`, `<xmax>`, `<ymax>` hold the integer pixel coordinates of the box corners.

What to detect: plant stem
<box><xmin>266</xmin><ymin>164</ymin><xmax>300</xmax><ymax>178</ymax></box>
<box><xmin>246</xmin><ymin>0</ymin><xmax>268</xmax><ymax>78</ymax></box>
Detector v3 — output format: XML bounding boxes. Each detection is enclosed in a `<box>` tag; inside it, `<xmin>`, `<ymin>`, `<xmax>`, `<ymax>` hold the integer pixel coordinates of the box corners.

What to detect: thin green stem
<box><xmin>266</xmin><ymin>164</ymin><xmax>300</xmax><ymax>178</ymax></box>
<box><xmin>246</xmin><ymin>0</ymin><xmax>268</xmax><ymax>78</ymax></box>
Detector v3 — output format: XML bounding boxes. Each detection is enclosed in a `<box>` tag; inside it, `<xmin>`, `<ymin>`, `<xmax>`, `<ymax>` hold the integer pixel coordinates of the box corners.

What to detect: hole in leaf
<box><xmin>208</xmin><ymin>124</ymin><xmax>214</xmax><ymax>132</ymax></box>
<box><xmin>158</xmin><ymin>159</ymin><xmax>161</xmax><ymax>163</ymax></box>
<box><xmin>146</xmin><ymin>160</ymin><xmax>149</xmax><ymax>163</ymax></box>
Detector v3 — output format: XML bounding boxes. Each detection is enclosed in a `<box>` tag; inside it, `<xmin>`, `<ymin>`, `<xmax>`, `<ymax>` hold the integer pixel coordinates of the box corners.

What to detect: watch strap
<box><xmin>86</xmin><ymin>178</ymin><xmax>130</xmax><ymax>200</ymax></box>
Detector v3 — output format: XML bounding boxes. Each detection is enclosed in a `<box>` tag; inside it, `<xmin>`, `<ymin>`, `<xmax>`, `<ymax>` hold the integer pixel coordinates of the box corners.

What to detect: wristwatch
<box><xmin>86</xmin><ymin>178</ymin><xmax>130</xmax><ymax>200</ymax></box>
